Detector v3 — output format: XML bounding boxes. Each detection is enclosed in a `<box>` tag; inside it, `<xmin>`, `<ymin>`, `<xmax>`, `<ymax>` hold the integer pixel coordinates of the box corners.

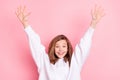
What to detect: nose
<box><xmin>59</xmin><ymin>47</ymin><xmax>63</xmax><ymax>51</ymax></box>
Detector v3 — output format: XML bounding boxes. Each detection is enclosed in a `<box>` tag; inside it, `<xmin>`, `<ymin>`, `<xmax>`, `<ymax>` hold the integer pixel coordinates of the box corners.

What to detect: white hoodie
<box><xmin>24</xmin><ymin>26</ymin><xmax>94</xmax><ymax>80</ymax></box>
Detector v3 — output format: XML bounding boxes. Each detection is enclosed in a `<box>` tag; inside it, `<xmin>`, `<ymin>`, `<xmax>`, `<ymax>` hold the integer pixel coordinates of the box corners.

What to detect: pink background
<box><xmin>0</xmin><ymin>0</ymin><xmax>120</xmax><ymax>80</ymax></box>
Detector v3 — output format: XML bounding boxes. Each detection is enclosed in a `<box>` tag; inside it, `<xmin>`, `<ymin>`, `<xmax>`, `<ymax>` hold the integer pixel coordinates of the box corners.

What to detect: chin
<box><xmin>58</xmin><ymin>55</ymin><xmax>65</xmax><ymax>59</ymax></box>
<box><xmin>59</xmin><ymin>57</ymin><xmax>64</xmax><ymax>59</ymax></box>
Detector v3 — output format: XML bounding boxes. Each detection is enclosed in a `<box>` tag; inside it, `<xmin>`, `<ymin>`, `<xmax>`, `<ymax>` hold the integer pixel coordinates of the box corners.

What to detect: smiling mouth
<box><xmin>58</xmin><ymin>52</ymin><xmax>65</xmax><ymax>55</ymax></box>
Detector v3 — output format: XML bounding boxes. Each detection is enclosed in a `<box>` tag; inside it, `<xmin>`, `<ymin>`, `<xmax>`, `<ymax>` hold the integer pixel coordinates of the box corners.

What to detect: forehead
<box><xmin>56</xmin><ymin>40</ymin><xmax>67</xmax><ymax>45</ymax></box>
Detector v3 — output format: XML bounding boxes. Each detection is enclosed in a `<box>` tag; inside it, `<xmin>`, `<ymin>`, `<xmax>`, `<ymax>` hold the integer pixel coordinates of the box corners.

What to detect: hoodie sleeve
<box><xmin>24</xmin><ymin>25</ymin><xmax>46</xmax><ymax>71</ymax></box>
<box><xmin>73</xmin><ymin>27</ymin><xmax>94</xmax><ymax>68</ymax></box>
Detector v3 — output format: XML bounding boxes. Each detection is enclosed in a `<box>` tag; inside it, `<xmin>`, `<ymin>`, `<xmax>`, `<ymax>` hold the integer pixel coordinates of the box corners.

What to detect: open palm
<box><xmin>16</xmin><ymin>6</ymin><xmax>31</xmax><ymax>27</ymax></box>
<box><xmin>91</xmin><ymin>5</ymin><xmax>105</xmax><ymax>27</ymax></box>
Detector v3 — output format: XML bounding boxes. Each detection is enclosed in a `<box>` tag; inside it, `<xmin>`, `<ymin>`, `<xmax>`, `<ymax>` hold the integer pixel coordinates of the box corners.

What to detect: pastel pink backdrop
<box><xmin>0</xmin><ymin>0</ymin><xmax>120</xmax><ymax>80</ymax></box>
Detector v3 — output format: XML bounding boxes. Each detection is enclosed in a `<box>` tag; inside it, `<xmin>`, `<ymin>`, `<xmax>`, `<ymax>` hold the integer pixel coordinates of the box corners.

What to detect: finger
<box><xmin>92</xmin><ymin>4</ymin><xmax>98</xmax><ymax>19</ymax></box>
<box><xmin>95</xmin><ymin>5</ymin><xmax>101</xmax><ymax>15</ymax></box>
<box><xmin>15</xmin><ymin>10</ymin><xmax>19</xmax><ymax>16</ymax></box>
<box><xmin>94</xmin><ymin>5</ymin><xmax>101</xmax><ymax>18</ymax></box>
<box><xmin>94</xmin><ymin>4</ymin><xmax>97</xmax><ymax>15</ymax></box>
<box><xmin>91</xmin><ymin>8</ymin><xmax>94</xmax><ymax>17</ymax></box>
<box><xmin>96</xmin><ymin>5</ymin><xmax>105</xmax><ymax>18</ymax></box>
<box><xmin>101</xmin><ymin>11</ymin><xmax>106</xmax><ymax>17</ymax></box>
<box><xmin>15</xmin><ymin>7</ymin><xmax>20</xmax><ymax>16</ymax></box>
<box><xmin>16</xmin><ymin>6</ymin><xmax>22</xmax><ymax>16</ymax></box>
<box><xmin>24</xmin><ymin>12</ymin><xmax>31</xmax><ymax>18</ymax></box>
<box><xmin>20</xmin><ymin>6</ymin><xmax>26</xmax><ymax>17</ymax></box>
<box><xmin>100</xmin><ymin>8</ymin><xmax>105</xmax><ymax>17</ymax></box>
<box><xmin>98</xmin><ymin>7</ymin><xmax>105</xmax><ymax>18</ymax></box>
<box><xmin>19</xmin><ymin>5</ymin><xmax>22</xmax><ymax>13</ymax></box>
<box><xmin>23</xmin><ymin>6</ymin><xmax>26</xmax><ymax>13</ymax></box>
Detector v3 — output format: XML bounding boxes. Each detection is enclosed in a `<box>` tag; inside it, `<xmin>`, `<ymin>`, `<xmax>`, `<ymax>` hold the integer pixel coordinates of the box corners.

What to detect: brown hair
<box><xmin>48</xmin><ymin>35</ymin><xmax>73</xmax><ymax>66</ymax></box>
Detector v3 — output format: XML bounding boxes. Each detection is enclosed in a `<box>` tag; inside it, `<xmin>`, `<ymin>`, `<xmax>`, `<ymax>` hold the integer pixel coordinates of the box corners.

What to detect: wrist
<box><xmin>23</xmin><ymin>22</ymin><xmax>29</xmax><ymax>28</ymax></box>
<box><xmin>90</xmin><ymin>20</ymin><xmax>97</xmax><ymax>28</ymax></box>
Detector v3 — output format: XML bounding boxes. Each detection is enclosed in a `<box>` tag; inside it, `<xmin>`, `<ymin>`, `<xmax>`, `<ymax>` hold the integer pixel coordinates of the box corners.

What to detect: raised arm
<box><xmin>15</xmin><ymin>6</ymin><xmax>46</xmax><ymax>71</ymax></box>
<box><xmin>74</xmin><ymin>5</ymin><xmax>105</xmax><ymax>68</ymax></box>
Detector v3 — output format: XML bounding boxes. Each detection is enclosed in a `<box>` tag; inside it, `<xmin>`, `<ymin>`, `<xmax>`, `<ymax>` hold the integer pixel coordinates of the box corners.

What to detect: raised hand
<box><xmin>16</xmin><ymin>6</ymin><xmax>31</xmax><ymax>28</ymax></box>
<box><xmin>90</xmin><ymin>5</ymin><xmax>105</xmax><ymax>28</ymax></box>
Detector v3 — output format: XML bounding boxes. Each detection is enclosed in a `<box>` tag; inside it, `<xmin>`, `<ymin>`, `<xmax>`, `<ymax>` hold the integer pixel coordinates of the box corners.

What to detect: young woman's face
<box><xmin>55</xmin><ymin>40</ymin><xmax>68</xmax><ymax>58</ymax></box>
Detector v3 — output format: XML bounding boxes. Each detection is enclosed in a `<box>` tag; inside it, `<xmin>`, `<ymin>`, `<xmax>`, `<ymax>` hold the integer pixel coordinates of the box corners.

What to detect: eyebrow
<box><xmin>56</xmin><ymin>43</ymin><xmax>67</xmax><ymax>45</ymax></box>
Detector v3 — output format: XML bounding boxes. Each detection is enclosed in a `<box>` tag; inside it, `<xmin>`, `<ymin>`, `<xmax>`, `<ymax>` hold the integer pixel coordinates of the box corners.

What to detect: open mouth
<box><xmin>58</xmin><ymin>52</ymin><xmax>64</xmax><ymax>55</ymax></box>
<box><xmin>58</xmin><ymin>52</ymin><xmax>65</xmax><ymax>55</ymax></box>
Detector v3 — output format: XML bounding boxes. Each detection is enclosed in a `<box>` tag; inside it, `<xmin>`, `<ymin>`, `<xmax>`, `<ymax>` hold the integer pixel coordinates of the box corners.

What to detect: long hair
<box><xmin>48</xmin><ymin>35</ymin><xmax>73</xmax><ymax>66</ymax></box>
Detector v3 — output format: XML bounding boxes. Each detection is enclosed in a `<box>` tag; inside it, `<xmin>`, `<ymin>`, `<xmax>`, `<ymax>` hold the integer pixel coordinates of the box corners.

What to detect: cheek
<box><xmin>66</xmin><ymin>47</ymin><xmax>68</xmax><ymax>51</ymax></box>
<box><xmin>54</xmin><ymin>48</ymin><xmax>58</xmax><ymax>52</ymax></box>
<box><xmin>65</xmin><ymin>48</ymin><xmax>68</xmax><ymax>51</ymax></box>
